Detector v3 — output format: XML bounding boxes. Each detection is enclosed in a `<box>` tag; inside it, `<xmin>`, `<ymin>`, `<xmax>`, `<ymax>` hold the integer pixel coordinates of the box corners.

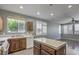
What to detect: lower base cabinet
<box><xmin>19</xmin><ymin>39</ymin><xmax>26</xmax><ymax>50</ymax></box>
<box><xmin>8</xmin><ymin>38</ymin><xmax>26</xmax><ymax>54</ymax></box>
<box><xmin>41</xmin><ymin>50</ymin><xmax>49</xmax><ymax>55</ymax></box>
<box><xmin>34</xmin><ymin>40</ymin><xmax>66</xmax><ymax>55</ymax></box>
<box><xmin>8</xmin><ymin>39</ymin><xmax>20</xmax><ymax>53</ymax></box>
<box><xmin>55</xmin><ymin>46</ymin><xmax>66</xmax><ymax>55</ymax></box>
<box><xmin>41</xmin><ymin>44</ymin><xmax>55</xmax><ymax>55</ymax></box>
<box><xmin>34</xmin><ymin>46</ymin><xmax>40</xmax><ymax>55</ymax></box>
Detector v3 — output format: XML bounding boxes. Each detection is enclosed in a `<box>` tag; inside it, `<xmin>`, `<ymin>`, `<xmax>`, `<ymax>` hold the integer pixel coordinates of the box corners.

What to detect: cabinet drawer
<box><xmin>34</xmin><ymin>40</ymin><xmax>41</xmax><ymax>48</ymax></box>
<box><xmin>41</xmin><ymin>44</ymin><xmax>55</xmax><ymax>55</ymax></box>
<box><xmin>41</xmin><ymin>50</ymin><xmax>50</xmax><ymax>55</ymax></box>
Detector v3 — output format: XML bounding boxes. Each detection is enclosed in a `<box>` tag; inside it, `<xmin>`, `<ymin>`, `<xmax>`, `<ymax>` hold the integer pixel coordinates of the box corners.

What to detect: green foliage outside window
<box><xmin>7</xmin><ymin>19</ymin><xmax>18</xmax><ymax>31</ymax></box>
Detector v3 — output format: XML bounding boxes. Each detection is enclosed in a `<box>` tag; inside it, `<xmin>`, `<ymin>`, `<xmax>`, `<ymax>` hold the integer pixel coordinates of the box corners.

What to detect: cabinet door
<box><xmin>41</xmin><ymin>44</ymin><xmax>55</xmax><ymax>55</ymax></box>
<box><xmin>33</xmin><ymin>46</ymin><xmax>40</xmax><ymax>55</ymax></box>
<box><xmin>9</xmin><ymin>39</ymin><xmax>19</xmax><ymax>53</ymax></box>
<box><xmin>27</xmin><ymin>22</ymin><xmax>33</xmax><ymax>32</ymax></box>
<box><xmin>19</xmin><ymin>38</ymin><xmax>26</xmax><ymax>50</ymax></box>
<box><xmin>41</xmin><ymin>50</ymin><xmax>50</xmax><ymax>55</ymax></box>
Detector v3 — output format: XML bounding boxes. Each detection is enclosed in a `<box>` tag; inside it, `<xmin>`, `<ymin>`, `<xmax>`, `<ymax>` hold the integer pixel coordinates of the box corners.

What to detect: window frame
<box><xmin>7</xmin><ymin>17</ymin><xmax>25</xmax><ymax>33</ymax></box>
<box><xmin>36</xmin><ymin>20</ymin><xmax>47</xmax><ymax>35</ymax></box>
<box><xmin>74</xmin><ymin>23</ymin><xmax>79</xmax><ymax>34</ymax></box>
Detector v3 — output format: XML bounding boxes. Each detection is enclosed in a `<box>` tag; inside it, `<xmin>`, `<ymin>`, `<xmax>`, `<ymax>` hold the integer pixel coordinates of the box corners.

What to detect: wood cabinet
<box><xmin>19</xmin><ymin>39</ymin><xmax>26</xmax><ymax>50</ymax></box>
<box><xmin>41</xmin><ymin>44</ymin><xmax>55</xmax><ymax>55</ymax></box>
<box><xmin>55</xmin><ymin>46</ymin><xmax>66</xmax><ymax>55</ymax></box>
<box><xmin>33</xmin><ymin>40</ymin><xmax>41</xmax><ymax>55</ymax></box>
<box><xmin>0</xmin><ymin>17</ymin><xmax>3</xmax><ymax>31</ymax></box>
<box><xmin>27</xmin><ymin>21</ymin><xmax>33</xmax><ymax>32</ymax></box>
<box><xmin>34</xmin><ymin>46</ymin><xmax>40</xmax><ymax>55</ymax></box>
<box><xmin>8</xmin><ymin>38</ymin><xmax>26</xmax><ymax>54</ymax></box>
<box><xmin>8</xmin><ymin>39</ymin><xmax>19</xmax><ymax>53</ymax></box>
<box><xmin>34</xmin><ymin>40</ymin><xmax>66</xmax><ymax>55</ymax></box>
<box><xmin>41</xmin><ymin>50</ymin><xmax>49</xmax><ymax>55</ymax></box>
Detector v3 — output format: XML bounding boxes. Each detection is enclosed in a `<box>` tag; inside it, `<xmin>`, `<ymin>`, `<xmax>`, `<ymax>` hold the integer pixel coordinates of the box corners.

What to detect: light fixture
<box><xmin>19</xmin><ymin>5</ymin><xmax>23</xmax><ymax>9</ymax></box>
<box><xmin>68</xmin><ymin>5</ymin><xmax>72</xmax><ymax>8</ymax></box>
<box><xmin>37</xmin><ymin>11</ymin><xmax>40</xmax><ymax>15</ymax></box>
<box><xmin>50</xmin><ymin>13</ymin><xmax>54</xmax><ymax>16</ymax></box>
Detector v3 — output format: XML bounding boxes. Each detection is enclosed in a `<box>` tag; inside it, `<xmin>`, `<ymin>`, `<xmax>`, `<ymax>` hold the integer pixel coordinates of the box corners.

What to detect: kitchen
<box><xmin>1</xmin><ymin>4</ymin><xmax>79</xmax><ymax>55</ymax></box>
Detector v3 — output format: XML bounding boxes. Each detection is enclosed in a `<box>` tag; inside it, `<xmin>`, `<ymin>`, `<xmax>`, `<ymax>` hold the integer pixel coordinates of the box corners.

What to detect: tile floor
<box><xmin>60</xmin><ymin>39</ymin><xmax>79</xmax><ymax>55</ymax></box>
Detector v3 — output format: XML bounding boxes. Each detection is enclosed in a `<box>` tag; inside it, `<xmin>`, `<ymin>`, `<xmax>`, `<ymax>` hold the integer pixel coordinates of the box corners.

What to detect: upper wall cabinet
<box><xmin>0</xmin><ymin>17</ymin><xmax>3</xmax><ymax>31</ymax></box>
<box><xmin>27</xmin><ymin>21</ymin><xmax>33</xmax><ymax>32</ymax></box>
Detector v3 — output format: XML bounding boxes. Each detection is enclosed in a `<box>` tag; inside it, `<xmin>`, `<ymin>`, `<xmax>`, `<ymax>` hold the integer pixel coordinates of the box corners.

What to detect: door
<box><xmin>9</xmin><ymin>39</ymin><xmax>19</xmax><ymax>53</ymax></box>
<box><xmin>27</xmin><ymin>22</ymin><xmax>33</xmax><ymax>32</ymax></box>
<box><xmin>19</xmin><ymin>38</ymin><xmax>26</xmax><ymax>50</ymax></box>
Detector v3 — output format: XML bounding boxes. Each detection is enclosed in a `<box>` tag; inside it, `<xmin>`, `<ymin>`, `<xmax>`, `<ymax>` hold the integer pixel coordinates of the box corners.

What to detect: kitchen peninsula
<box><xmin>34</xmin><ymin>38</ymin><xmax>66</xmax><ymax>55</ymax></box>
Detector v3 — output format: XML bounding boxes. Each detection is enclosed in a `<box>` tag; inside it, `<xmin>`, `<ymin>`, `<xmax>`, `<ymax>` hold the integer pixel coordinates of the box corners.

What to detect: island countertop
<box><xmin>34</xmin><ymin>38</ymin><xmax>66</xmax><ymax>50</ymax></box>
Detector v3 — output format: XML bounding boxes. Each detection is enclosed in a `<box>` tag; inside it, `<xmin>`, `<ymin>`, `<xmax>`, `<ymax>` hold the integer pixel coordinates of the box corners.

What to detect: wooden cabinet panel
<box><xmin>33</xmin><ymin>46</ymin><xmax>40</xmax><ymax>55</ymax></box>
<box><xmin>56</xmin><ymin>46</ymin><xmax>66</xmax><ymax>55</ymax></box>
<box><xmin>34</xmin><ymin>40</ymin><xmax>66</xmax><ymax>55</ymax></box>
<box><xmin>27</xmin><ymin>22</ymin><xmax>33</xmax><ymax>32</ymax></box>
<box><xmin>34</xmin><ymin>41</ymin><xmax>41</xmax><ymax>55</ymax></box>
<box><xmin>0</xmin><ymin>17</ymin><xmax>3</xmax><ymax>31</ymax></box>
<box><xmin>19</xmin><ymin>38</ymin><xmax>26</xmax><ymax>50</ymax></box>
<box><xmin>9</xmin><ymin>39</ymin><xmax>19</xmax><ymax>53</ymax></box>
<box><xmin>41</xmin><ymin>44</ymin><xmax>55</xmax><ymax>55</ymax></box>
<box><xmin>8</xmin><ymin>38</ymin><xmax>26</xmax><ymax>54</ymax></box>
<box><xmin>41</xmin><ymin>50</ymin><xmax>49</xmax><ymax>55</ymax></box>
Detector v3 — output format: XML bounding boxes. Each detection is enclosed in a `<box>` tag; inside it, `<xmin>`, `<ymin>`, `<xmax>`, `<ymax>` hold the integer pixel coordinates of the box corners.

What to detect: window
<box><xmin>62</xmin><ymin>24</ymin><xmax>73</xmax><ymax>34</ymax></box>
<box><xmin>74</xmin><ymin>24</ymin><xmax>79</xmax><ymax>34</ymax></box>
<box><xmin>7</xmin><ymin>17</ymin><xmax>25</xmax><ymax>33</ymax></box>
<box><xmin>59</xmin><ymin>25</ymin><xmax>61</xmax><ymax>34</ymax></box>
<box><xmin>67</xmin><ymin>24</ymin><xmax>73</xmax><ymax>34</ymax></box>
<box><xmin>36</xmin><ymin>21</ymin><xmax>47</xmax><ymax>35</ymax></box>
<box><xmin>63</xmin><ymin>25</ymin><xmax>68</xmax><ymax>34</ymax></box>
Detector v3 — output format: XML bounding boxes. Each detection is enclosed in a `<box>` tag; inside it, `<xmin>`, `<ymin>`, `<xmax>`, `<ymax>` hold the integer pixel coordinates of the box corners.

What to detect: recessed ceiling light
<box><xmin>37</xmin><ymin>11</ymin><xmax>40</xmax><ymax>15</ymax></box>
<box><xmin>68</xmin><ymin>5</ymin><xmax>72</xmax><ymax>8</ymax></box>
<box><xmin>50</xmin><ymin>13</ymin><xmax>54</xmax><ymax>16</ymax></box>
<box><xmin>19</xmin><ymin>5</ymin><xmax>23</xmax><ymax>9</ymax></box>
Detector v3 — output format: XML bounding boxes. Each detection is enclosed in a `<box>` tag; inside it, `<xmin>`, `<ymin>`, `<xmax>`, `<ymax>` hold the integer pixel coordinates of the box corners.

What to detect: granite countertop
<box><xmin>34</xmin><ymin>38</ymin><xmax>66</xmax><ymax>50</ymax></box>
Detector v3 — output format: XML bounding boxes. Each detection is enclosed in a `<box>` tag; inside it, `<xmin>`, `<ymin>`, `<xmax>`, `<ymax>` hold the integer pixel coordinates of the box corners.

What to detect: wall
<box><xmin>0</xmin><ymin>9</ymin><xmax>48</xmax><ymax>38</ymax></box>
<box><xmin>47</xmin><ymin>22</ymin><xmax>61</xmax><ymax>39</ymax></box>
<box><xmin>0</xmin><ymin>9</ymin><xmax>61</xmax><ymax>39</ymax></box>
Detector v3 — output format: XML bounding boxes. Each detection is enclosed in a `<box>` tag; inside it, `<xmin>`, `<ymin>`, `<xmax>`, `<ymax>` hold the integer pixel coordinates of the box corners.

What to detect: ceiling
<box><xmin>0</xmin><ymin>4</ymin><xmax>79</xmax><ymax>23</ymax></box>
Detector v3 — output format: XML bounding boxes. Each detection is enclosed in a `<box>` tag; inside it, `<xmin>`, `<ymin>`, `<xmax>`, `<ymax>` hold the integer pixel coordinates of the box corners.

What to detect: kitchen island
<box><xmin>34</xmin><ymin>38</ymin><xmax>66</xmax><ymax>55</ymax></box>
